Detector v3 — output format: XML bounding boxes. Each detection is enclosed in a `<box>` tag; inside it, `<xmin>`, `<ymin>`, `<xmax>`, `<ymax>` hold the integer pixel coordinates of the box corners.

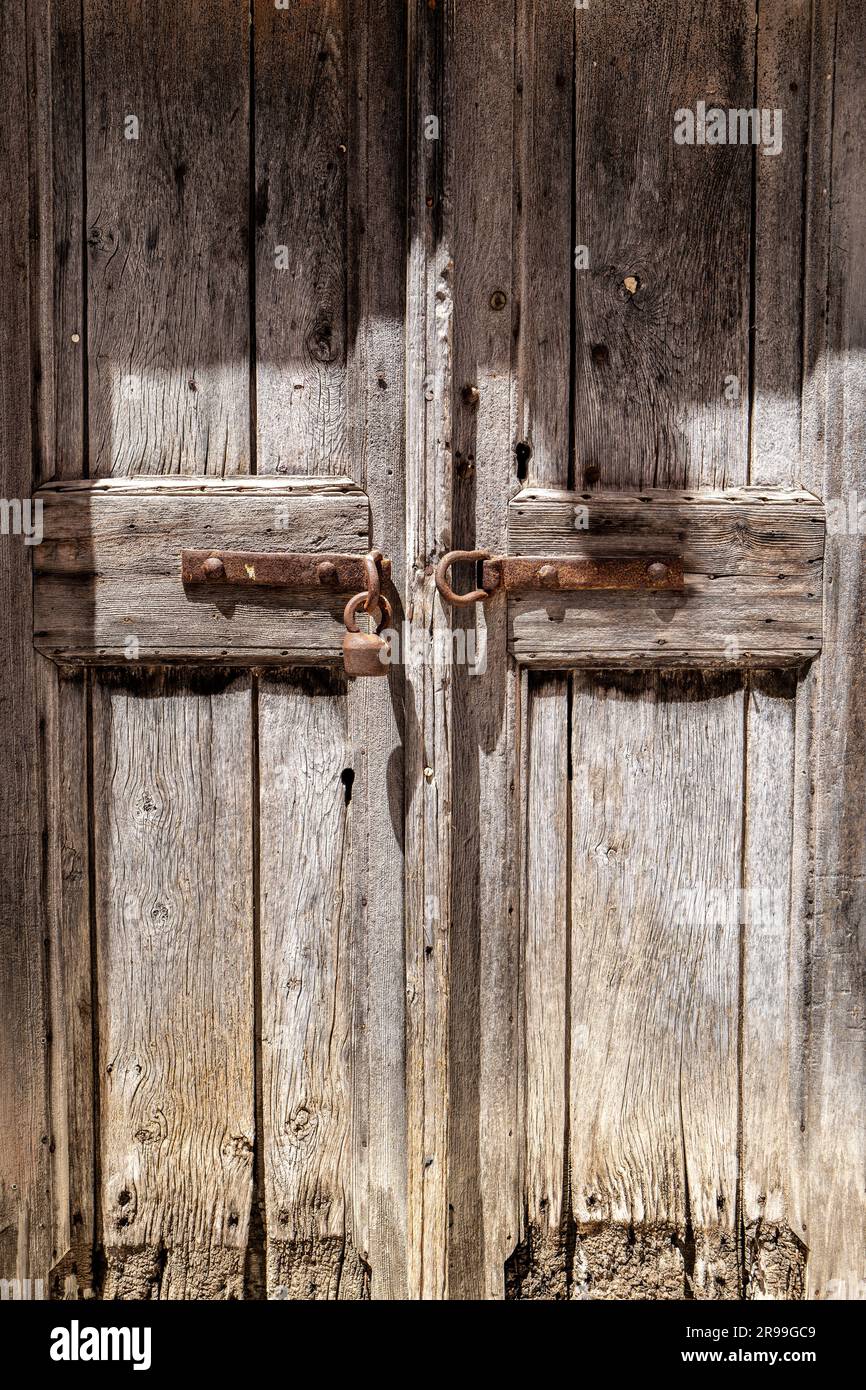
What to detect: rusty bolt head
<box><xmin>202</xmin><ymin>556</ymin><xmax>225</xmax><ymax>580</ymax></box>
<box><xmin>538</xmin><ymin>564</ymin><xmax>559</xmax><ymax>586</ymax></box>
<box><xmin>647</xmin><ymin>561</ymin><xmax>669</xmax><ymax>581</ymax></box>
<box><xmin>317</xmin><ymin>560</ymin><xmax>338</xmax><ymax>583</ymax></box>
<box><xmin>489</xmin><ymin>290</ymin><xmax>507</xmax><ymax>311</ymax></box>
<box><xmin>461</xmin><ymin>383</ymin><xmax>480</xmax><ymax>407</ymax></box>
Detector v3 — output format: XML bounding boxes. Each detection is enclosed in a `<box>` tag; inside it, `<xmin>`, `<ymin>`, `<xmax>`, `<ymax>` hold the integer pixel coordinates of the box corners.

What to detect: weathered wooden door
<box><xmin>2</xmin><ymin>0</ymin><xmax>863</xmax><ymax>1303</ymax></box>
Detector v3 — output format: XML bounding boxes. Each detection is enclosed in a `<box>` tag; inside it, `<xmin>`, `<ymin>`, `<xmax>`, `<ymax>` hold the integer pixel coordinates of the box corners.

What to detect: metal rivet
<box><xmin>461</xmin><ymin>383</ymin><xmax>480</xmax><ymax>406</ymax></box>
<box><xmin>489</xmin><ymin>290</ymin><xmax>507</xmax><ymax>311</ymax></box>
<box><xmin>538</xmin><ymin>564</ymin><xmax>559</xmax><ymax>586</ymax></box>
<box><xmin>423</xmin><ymin>766</ymin><xmax>434</xmax><ymax>781</ymax></box>
<box><xmin>647</xmin><ymin>561</ymin><xmax>669</xmax><ymax>581</ymax></box>
<box><xmin>317</xmin><ymin>560</ymin><xmax>338</xmax><ymax>583</ymax></box>
<box><xmin>202</xmin><ymin>556</ymin><xmax>225</xmax><ymax>580</ymax></box>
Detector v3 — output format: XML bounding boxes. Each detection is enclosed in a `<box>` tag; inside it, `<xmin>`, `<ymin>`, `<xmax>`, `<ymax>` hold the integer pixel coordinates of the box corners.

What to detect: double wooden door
<box><xmin>1</xmin><ymin>0</ymin><xmax>863</xmax><ymax>1301</ymax></box>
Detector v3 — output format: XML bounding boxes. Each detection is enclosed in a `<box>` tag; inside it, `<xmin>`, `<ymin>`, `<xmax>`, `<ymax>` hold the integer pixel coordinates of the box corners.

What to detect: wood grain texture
<box><xmin>447</xmin><ymin>0</ymin><xmax>520</xmax><ymax>1299</ymax></box>
<box><xmin>742</xmin><ymin>671</ymin><xmax>806</xmax><ymax>1298</ymax></box>
<box><xmin>39</xmin><ymin>662</ymin><xmax>95</xmax><ymax>1299</ymax></box>
<box><xmin>571</xmin><ymin>0</ymin><xmax>752</xmax><ymax>489</ymax></box>
<box><xmin>508</xmin><ymin>0</ymin><xmax>756</xmax><ymax>1299</ymax></box>
<box><xmin>92</xmin><ymin>669</ymin><xmax>254</xmax><ymax>1298</ymax></box>
<box><xmin>742</xmin><ymin>0</ymin><xmax>813</xmax><ymax>1296</ymax></box>
<box><xmin>507</xmin><ymin>487</ymin><xmax>824</xmax><ymax>666</ymax></box>
<box><xmin>343</xmin><ymin>0</ymin><xmax>408</xmax><ymax>1298</ymax></box>
<box><xmin>0</xmin><ymin>0</ymin><xmax>52</xmax><ymax>1294</ymax></box>
<box><xmin>257</xmin><ymin>671</ymin><xmax>368</xmax><ymax>1299</ymax></box>
<box><xmin>28</xmin><ymin>0</ymin><xmax>85</xmax><ymax>482</ymax></box>
<box><xmin>84</xmin><ymin>0</ymin><xmax>249</xmax><ymax>477</ymax></box>
<box><xmin>404</xmin><ymin>0</ymin><xmax>457</xmax><ymax>1299</ymax></box>
<box><xmin>798</xmin><ymin>0</ymin><xmax>866</xmax><ymax>1300</ymax></box>
<box><xmin>33</xmin><ymin>478</ymin><xmax>370</xmax><ymax>662</ymax></box>
<box><xmin>255</xmin><ymin>0</ymin><xmax>348</xmax><ymax>476</ymax></box>
<box><xmin>568</xmin><ymin>672</ymin><xmax>742</xmax><ymax>1299</ymax></box>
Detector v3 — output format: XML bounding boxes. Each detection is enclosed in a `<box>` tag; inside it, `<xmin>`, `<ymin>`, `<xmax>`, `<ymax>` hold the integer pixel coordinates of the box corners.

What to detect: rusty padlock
<box><xmin>342</xmin><ymin>591</ymin><xmax>393</xmax><ymax>677</ymax></box>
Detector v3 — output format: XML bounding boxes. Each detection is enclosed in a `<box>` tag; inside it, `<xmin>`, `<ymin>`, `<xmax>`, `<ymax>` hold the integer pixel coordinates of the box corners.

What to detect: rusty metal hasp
<box><xmin>434</xmin><ymin>550</ymin><xmax>684</xmax><ymax>606</ymax></box>
<box><xmin>181</xmin><ymin>549</ymin><xmax>392</xmax><ymax>589</ymax></box>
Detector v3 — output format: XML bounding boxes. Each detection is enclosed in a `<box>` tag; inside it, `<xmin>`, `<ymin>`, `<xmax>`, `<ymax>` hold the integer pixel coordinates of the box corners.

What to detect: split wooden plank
<box><xmin>0</xmin><ymin>0</ymin><xmax>52</xmax><ymax>1295</ymax></box>
<box><xmin>568</xmin><ymin>672</ymin><xmax>742</xmax><ymax>1299</ymax></box>
<box><xmin>257</xmin><ymin>671</ymin><xmax>367</xmax><ymax>1298</ymax></box>
<box><xmin>84</xmin><ymin>0</ymin><xmax>249</xmax><ymax>477</ymax></box>
<box><xmin>344</xmin><ymin>0</ymin><xmax>408</xmax><ymax>1299</ymax></box>
<box><xmin>798</xmin><ymin>0</ymin><xmax>866</xmax><ymax>1301</ymax></box>
<box><xmin>33</xmin><ymin>477</ymin><xmax>370</xmax><ymax>663</ymax></box>
<box><xmin>255</xmin><ymin>0</ymin><xmax>348</xmax><ymax>476</ymax></box>
<box><xmin>92</xmin><ymin>670</ymin><xmax>254</xmax><ymax>1298</ymax></box>
<box><xmin>81</xmin><ymin>1</ymin><xmax>257</xmax><ymax>1298</ymax></box>
<box><xmin>446</xmin><ymin>0</ymin><xmax>520</xmax><ymax>1299</ymax></box>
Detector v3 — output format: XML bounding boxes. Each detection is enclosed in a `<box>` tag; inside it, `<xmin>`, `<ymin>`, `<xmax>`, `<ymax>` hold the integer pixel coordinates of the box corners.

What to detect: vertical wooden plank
<box><xmin>508</xmin><ymin>0</ymin><xmax>754</xmax><ymax>1298</ymax></box>
<box><xmin>257</xmin><ymin>671</ymin><xmax>368</xmax><ymax>1299</ymax></box>
<box><xmin>28</xmin><ymin>0</ymin><xmax>85</xmax><ymax>483</ymax></box>
<box><xmin>84</xmin><ymin>0</ymin><xmax>249</xmax><ymax>477</ymax></box>
<box><xmin>799</xmin><ymin>0</ymin><xmax>866</xmax><ymax>1301</ymax></box>
<box><xmin>255</xmin><ymin>0</ymin><xmax>348</xmax><ymax>476</ymax></box>
<box><xmin>28</xmin><ymin>0</ymin><xmax>95</xmax><ymax>1298</ymax></box>
<box><xmin>568</xmin><ymin>673</ymin><xmax>742</xmax><ymax>1299</ymax></box>
<box><xmin>82</xmin><ymin>2</ymin><xmax>256</xmax><ymax>1296</ymax></box>
<box><xmin>742</xmin><ymin>672</ymin><xmax>806</xmax><ymax>1298</ymax></box>
<box><xmin>345</xmin><ymin>0</ymin><xmax>408</xmax><ymax>1299</ymax></box>
<box><xmin>573</xmin><ymin>4</ymin><xmax>751</xmax><ymax>489</ymax></box>
<box><xmin>92</xmin><ymin>671</ymin><xmax>254</xmax><ymax>1298</ymax></box>
<box><xmin>404</xmin><ymin>0</ymin><xmax>456</xmax><ymax>1299</ymax></box>
<box><xmin>447</xmin><ymin>0</ymin><xmax>519</xmax><ymax>1299</ymax></box>
<box><xmin>565</xmin><ymin>0</ymin><xmax>750</xmax><ymax>1298</ymax></box>
<box><xmin>742</xmin><ymin>0</ymin><xmax>813</xmax><ymax>1299</ymax></box>
<box><xmin>256</xmin><ymin>0</ymin><xmax>406</xmax><ymax>1298</ymax></box>
<box><xmin>504</xmin><ymin>0</ymin><xmax>574</xmax><ymax>1295</ymax></box>
<box><xmin>507</xmin><ymin>675</ymin><xmax>569</xmax><ymax>1298</ymax></box>
<box><xmin>0</xmin><ymin>0</ymin><xmax>52</xmax><ymax>1295</ymax></box>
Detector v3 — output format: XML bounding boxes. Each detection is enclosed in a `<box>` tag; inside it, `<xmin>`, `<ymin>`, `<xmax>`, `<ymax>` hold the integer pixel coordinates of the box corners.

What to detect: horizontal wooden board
<box><xmin>507</xmin><ymin>488</ymin><xmax>824</xmax><ymax>668</ymax></box>
<box><xmin>33</xmin><ymin>477</ymin><xmax>372</xmax><ymax>663</ymax></box>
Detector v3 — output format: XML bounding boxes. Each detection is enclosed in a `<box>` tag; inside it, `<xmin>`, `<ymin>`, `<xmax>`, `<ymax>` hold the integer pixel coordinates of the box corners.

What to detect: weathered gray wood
<box><xmin>38</xmin><ymin>661</ymin><xmax>94</xmax><ymax>1299</ymax></box>
<box><xmin>515</xmin><ymin>675</ymin><xmax>569</xmax><ymax>1293</ymax></box>
<box><xmin>84</xmin><ymin>0</ymin><xmax>249</xmax><ymax>477</ymax></box>
<box><xmin>566</xmin><ymin>673</ymin><xmax>741</xmax><ymax>1298</ymax></box>
<box><xmin>344</xmin><ymin>0</ymin><xmax>408</xmax><ymax>1299</ymax></box>
<box><xmin>742</xmin><ymin>671</ymin><xmax>806</xmax><ymax>1298</ymax></box>
<box><xmin>507</xmin><ymin>488</ymin><xmax>824</xmax><ymax>667</ymax></box>
<box><xmin>798</xmin><ymin>0</ymin><xmax>866</xmax><ymax>1301</ymax></box>
<box><xmin>255</xmin><ymin>0</ymin><xmax>348</xmax><ymax>475</ymax></box>
<box><xmin>504</xmin><ymin>0</ymin><xmax>574</xmax><ymax>1294</ymax></box>
<box><xmin>508</xmin><ymin>0</ymin><xmax>756</xmax><ymax>1299</ymax></box>
<box><xmin>79</xmin><ymin>2</ymin><xmax>257</xmax><ymax>1300</ymax></box>
<box><xmin>572</xmin><ymin>2</ymin><xmax>751</xmax><ymax>488</ymax></box>
<box><xmin>33</xmin><ymin>477</ymin><xmax>370</xmax><ymax>662</ymax></box>
<box><xmin>741</xmin><ymin>0</ymin><xmax>814</xmax><ymax>1298</ymax></box>
<box><xmin>28</xmin><ymin>0</ymin><xmax>85</xmax><ymax>482</ymax></box>
<box><xmin>257</xmin><ymin>671</ymin><xmax>368</xmax><ymax>1299</ymax></box>
<box><xmin>92</xmin><ymin>670</ymin><xmax>255</xmax><ymax>1298</ymax></box>
<box><xmin>0</xmin><ymin>0</ymin><xmax>52</xmax><ymax>1295</ymax></box>
<box><xmin>446</xmin><ymin>0</ymin><xmax>520</xmax><ymax>1300</ymax></box>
